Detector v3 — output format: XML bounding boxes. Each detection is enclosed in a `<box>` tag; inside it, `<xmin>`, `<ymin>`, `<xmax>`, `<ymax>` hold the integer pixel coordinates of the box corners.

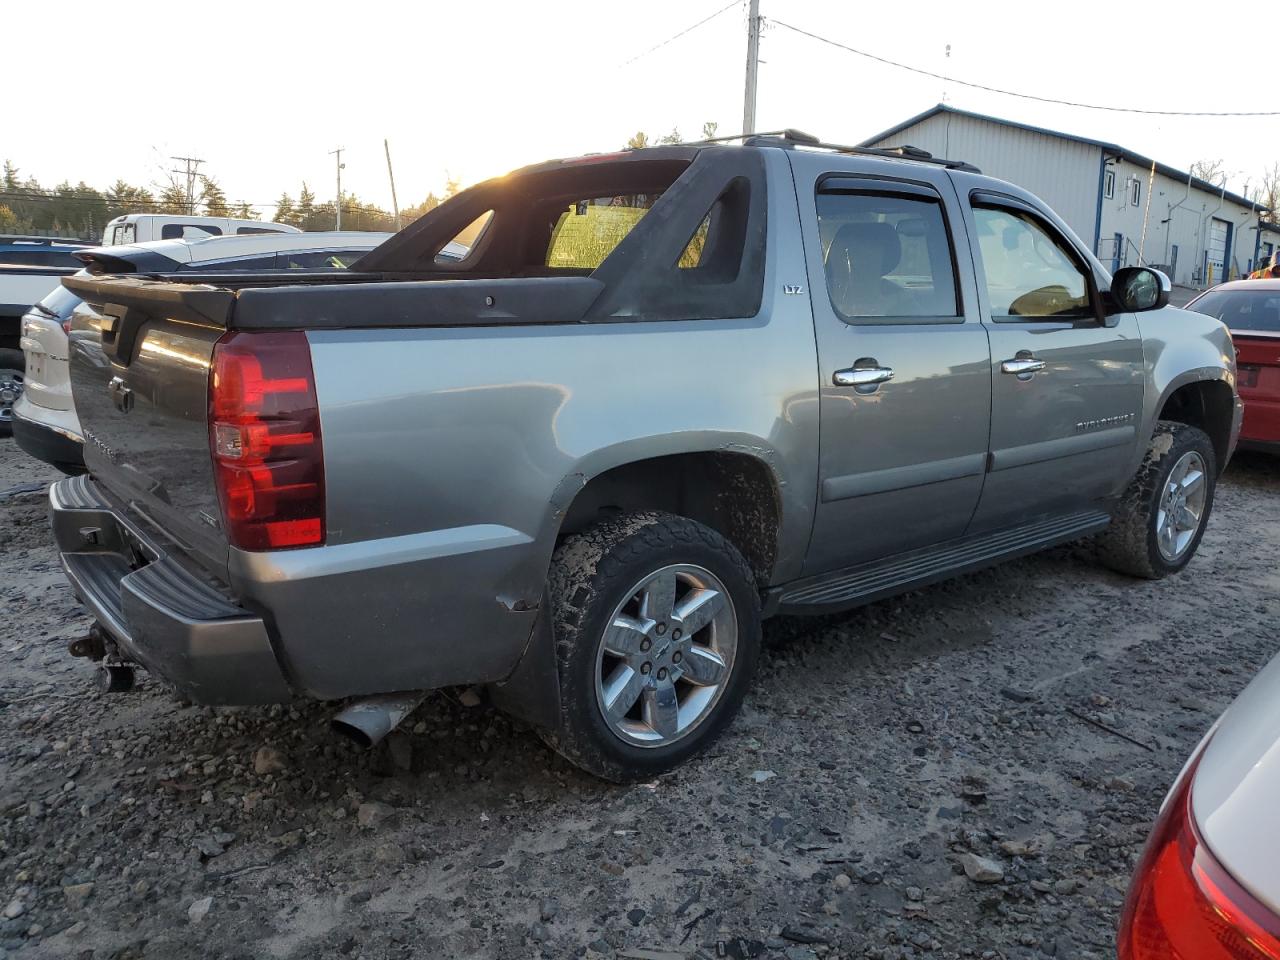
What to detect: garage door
<box><xmin>1206</xmin><ymin>217</ymin><xmax>1229</xmax><ymax>283</ymax></box>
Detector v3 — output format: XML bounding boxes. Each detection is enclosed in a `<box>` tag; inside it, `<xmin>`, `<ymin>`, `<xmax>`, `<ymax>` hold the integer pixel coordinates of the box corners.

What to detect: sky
<box><xmin>4</xmin><ymin>0</ymin><xmax>1275</xmax><ymax>221</ymax></box>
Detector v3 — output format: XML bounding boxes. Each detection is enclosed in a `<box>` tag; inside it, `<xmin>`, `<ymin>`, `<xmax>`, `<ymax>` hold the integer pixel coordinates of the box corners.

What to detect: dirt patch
<box><xmin>2</xmin><ymin>439</ymin><xmax>1278</xmax><ymax>959</ymax></box>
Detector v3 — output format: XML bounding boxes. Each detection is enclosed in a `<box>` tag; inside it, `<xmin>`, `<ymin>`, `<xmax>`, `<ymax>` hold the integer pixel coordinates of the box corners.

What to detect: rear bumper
<box><xmin>1239</xmin><ymin>394</ymin><xmax>1279</xmax><ymax>449</ymax></box>
<box><xmin>50</xmin><ymin>475</ymin><xmax>291</xmax><ymax>705</ymax></box>
<box><xmin>12</xmin><ymin>404</ymin><xmax>84</xmax><ymax>472</ymax></box>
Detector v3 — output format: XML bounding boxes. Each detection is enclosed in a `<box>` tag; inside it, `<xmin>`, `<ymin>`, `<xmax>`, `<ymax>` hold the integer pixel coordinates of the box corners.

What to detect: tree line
<box><xmin>0</xmin><ymin>125</ymin><xmax>722</xmax><ymax>239</ymax></box>
<box><xmin>0</xmin><ymin>160</ymin><xmax>458</xmax><ymax>239</ymax></box>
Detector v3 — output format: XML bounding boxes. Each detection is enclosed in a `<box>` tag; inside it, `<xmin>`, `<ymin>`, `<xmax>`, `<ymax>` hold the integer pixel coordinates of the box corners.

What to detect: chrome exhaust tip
<box><xmin>330</xmin><ymin>692</ymin><xmax>427</xmax><ymax>748</ymax></box>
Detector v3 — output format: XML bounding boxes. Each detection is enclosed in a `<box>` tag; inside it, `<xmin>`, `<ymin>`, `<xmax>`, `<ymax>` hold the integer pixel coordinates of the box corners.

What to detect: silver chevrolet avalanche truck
<box><xmin>50</xmin><ymin>131</ymin><xmax>1242</xmax><ymax>780</ymax></box>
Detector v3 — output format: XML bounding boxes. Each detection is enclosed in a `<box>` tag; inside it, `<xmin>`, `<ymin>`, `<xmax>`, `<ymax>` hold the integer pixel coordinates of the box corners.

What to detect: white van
<box><xmin>102</xmin><ymin>214</ymin><xmax>300</xmax><ymax>246</ymax></box>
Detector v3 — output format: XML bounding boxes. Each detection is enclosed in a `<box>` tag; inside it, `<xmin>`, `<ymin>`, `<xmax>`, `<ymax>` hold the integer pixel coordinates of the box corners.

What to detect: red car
<box><xmin>1188</xmin><ymin>279</ymin><xmax>1280</xmax><ymax>452</ymax></box>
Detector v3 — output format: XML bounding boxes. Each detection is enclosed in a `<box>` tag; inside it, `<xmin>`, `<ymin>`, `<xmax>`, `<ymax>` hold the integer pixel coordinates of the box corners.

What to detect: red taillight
<box><xmin>1119</xmin><ymin>752</ymin><xmax>1280</xmax><ymax>960</ymax></box>
<box><xmin>209</xmin><ymin>330</ymin><xmax>325</xmax><ymax>551</ymax></box>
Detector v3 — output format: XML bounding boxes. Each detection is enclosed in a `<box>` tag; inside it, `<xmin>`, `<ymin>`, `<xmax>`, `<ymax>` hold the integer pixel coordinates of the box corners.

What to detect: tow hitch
<box><xmin>69</xmin><ymin>624</ymin><xmax>137</xmax><ymax>693</ymax></box>
<box><xmin>67</xmin><ymin>624</ymin><xmax>108</xmax><ymax>660</ymax></box>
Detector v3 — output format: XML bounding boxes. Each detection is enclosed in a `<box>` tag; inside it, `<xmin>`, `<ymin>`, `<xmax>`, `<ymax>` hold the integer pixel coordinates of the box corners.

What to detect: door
<box><xmin>961</xmin><ymin>191</ymin><xmax>1145</xmax><ymax>532</ymax></box>
<box><xmin>1112</xmin><ymin>233</ymin><xmax>1124</xmax><ymax>273</ymax></box>
<box><xmin>1206</xmin><ymin>217</ymin><xmax>1229</xmax><ymax>285</ymax></box>
<box><xmin>791</xmin><ymin>157</ymin><xmax>992</xmax><ymax>575</ymax></box>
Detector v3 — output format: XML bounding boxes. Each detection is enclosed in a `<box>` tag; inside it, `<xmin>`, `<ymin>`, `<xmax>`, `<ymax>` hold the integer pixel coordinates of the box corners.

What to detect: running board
<box><xmin>777</xmin><ymin>510</ymin><xmax>1111</xmax><ymax>615</ymax></box>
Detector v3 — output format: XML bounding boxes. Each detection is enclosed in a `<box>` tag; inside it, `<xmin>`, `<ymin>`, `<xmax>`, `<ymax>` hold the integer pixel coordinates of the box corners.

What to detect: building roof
<box><xmin>859</xmin><ymin>104</ymin><xmax>1269</xmax><ymax>213</ymax></box>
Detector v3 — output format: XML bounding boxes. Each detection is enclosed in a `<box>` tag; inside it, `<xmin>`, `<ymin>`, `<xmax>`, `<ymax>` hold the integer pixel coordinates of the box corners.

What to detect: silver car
<box><xmin>1118</xmin><ymin>652</ymin><xmax>1280</xmax><ymax>958</ymax></box>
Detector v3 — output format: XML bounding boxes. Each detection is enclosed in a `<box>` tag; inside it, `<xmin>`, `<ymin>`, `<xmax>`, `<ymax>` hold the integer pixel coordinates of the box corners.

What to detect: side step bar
<box><xmin>777</xmin><ymin>510</ymin><xmax>1111</xmax><ymax>615</ymax></box>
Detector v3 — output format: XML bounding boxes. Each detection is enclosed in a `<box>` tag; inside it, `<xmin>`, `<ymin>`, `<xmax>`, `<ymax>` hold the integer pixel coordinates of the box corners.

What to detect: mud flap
<box><xmin>486</xmin><ymin>604</ymin><xmax>561</xmax><ymax>731</ymax></box>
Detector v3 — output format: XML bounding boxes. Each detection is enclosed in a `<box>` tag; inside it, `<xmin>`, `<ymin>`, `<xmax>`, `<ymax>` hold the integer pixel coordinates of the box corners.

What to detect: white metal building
<box><xmin>860</xmin><ymin>105</ymin><xmax>1273</xmax><ymax>287</ymax></box>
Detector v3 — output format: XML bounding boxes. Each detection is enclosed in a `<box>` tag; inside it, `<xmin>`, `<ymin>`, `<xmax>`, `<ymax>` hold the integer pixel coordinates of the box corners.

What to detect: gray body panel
<box><xmin>787</xmin><ymin>151</ymin><xmax>991</xmax><ymax>572</ymax></box>
<box><xmin>51</xmin><ymin>143</ymin><xmax>1239</xmax><ymax>706</ymax></box>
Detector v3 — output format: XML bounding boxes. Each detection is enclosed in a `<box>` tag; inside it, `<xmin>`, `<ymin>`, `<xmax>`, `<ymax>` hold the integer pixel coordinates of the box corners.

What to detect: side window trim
<box><xmin>816</xmin><ymin>175</ymin><xmax>965</xmax><ymax>327</ymax></box>
<box><xmin>967</xmin><ymin>190</ymin><xmax>1104</xmax><ymax>325</ymax></box>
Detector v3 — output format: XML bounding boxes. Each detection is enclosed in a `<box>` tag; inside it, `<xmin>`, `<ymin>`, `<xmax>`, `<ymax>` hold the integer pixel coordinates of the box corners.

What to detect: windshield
<box><xmin>1190</xmin><ymin>288</ymin><xmax>1280</xmax><ymax>333</ymax></box>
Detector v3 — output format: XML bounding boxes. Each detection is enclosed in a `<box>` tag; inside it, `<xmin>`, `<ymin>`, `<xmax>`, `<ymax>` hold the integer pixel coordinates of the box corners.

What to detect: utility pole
<box><xmin>330</xmin><ymin>147</ymin><xmax>345</xmax><ymax>230</ymax></box>
<box><xmin>742</xmin><ymin>0</ymin><xmax>760</xmax><ymax>135</ymax></box>
<box><xmin>170</xmin><ymin>156</ymin><xmax>204</xmax><ymax>215</ymax></box>
<box><xmin>384</xmin><ymin>139</ymin><xmax>401</xmax><ymax>231</ymax></box>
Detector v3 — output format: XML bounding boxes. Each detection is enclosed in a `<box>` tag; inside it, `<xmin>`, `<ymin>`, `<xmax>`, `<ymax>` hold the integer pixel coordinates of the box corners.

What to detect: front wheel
<box><xmin>1096</xmin><ymin>421</ymin><xmax>1217</xmax><ymax>579</ymax></box>
<box><xmin>542</xmin><ymin>512</ymin><xmax>762</xmax><ymax>782</ymax></box>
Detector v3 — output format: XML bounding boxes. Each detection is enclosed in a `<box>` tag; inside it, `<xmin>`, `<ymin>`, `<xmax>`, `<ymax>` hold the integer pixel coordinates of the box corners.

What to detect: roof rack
<box><xmin>0</xmin><ymin>234</ymin><xmax>95</xmax><ymax>245</ymax></box>
<box><xmin>685</xmin><ymin>128</ymin><xmax>981</xmax><ymax>174</ymax></box>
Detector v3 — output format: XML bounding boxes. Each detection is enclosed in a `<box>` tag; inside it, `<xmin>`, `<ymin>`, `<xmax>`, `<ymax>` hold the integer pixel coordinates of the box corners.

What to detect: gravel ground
<box><xmin>2</xmin><ymin>437</ymin><xmax>1278</xmax><ymax>960</ymax></box>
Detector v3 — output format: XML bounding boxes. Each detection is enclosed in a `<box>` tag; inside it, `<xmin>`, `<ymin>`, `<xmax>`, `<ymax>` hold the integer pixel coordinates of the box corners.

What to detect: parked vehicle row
<box><xmin>12</xmin><ymin>231</ymin><xmax>396</xmax><ymax>471</ymax></box>
<box><xmin>48</xmin><ymin>133</ymin><xmax>1241</xmax><ymax>781</ymax></box>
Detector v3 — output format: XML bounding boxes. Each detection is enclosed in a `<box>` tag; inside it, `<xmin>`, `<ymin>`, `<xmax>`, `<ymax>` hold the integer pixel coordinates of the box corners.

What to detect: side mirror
<box><xmin>1112</xmin><ymin>266</ymin><xmax>1170</xmax><ymax>312</ymax></box>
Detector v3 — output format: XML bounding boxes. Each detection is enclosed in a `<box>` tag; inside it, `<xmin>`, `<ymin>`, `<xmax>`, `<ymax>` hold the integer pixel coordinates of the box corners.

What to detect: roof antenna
<box><xmin>942</xmin><ymin>43</ymin><xmax>951</xmax><ymax>104</ymax></box>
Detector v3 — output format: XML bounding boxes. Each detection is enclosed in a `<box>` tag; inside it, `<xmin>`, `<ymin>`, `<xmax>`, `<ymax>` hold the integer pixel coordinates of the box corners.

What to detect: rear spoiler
<box><xmin>62</xmin><ymin>275</ymin><xmax>236</xmax><ymax>365</ymax></box>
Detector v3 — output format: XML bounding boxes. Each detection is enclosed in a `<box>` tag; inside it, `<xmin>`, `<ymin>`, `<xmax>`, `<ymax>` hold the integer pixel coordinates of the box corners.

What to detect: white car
<box><xmin>12</xmin><ymin>231</ymin><xmax>395</xmax><ymax>472</ymax></box>
<box><xmin>1118</xmin><ymin>652</ymin><xmax>1280</xmax><ymax>957</ymax></box>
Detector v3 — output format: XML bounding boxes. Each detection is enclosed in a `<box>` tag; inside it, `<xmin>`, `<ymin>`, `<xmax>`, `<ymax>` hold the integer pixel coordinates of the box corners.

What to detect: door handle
<box><xmin>833</xmin><ymin>364</ymin><xmax>895</xmax><ymax>387</ymax></box>
<box><xmin>1000</xmin><ymin>355</ymin><xmax>1046</xmax><ymax>379</ymax></box>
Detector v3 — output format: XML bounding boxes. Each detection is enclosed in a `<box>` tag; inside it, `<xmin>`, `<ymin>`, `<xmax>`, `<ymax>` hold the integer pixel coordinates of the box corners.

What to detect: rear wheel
<box><xmin>1096</xmin><ymin>421</ymin><xmax>1217</xmax><ymax>579</ymax></box>
<box><xmin>542</xmin><ymin>512</ymin><xmax>761</xmax><ymax>781</ymax></box>
<box><xmin>0</xmin><ymin>348</ymin><xmax>24</xmax><ymax>438</ymax></box>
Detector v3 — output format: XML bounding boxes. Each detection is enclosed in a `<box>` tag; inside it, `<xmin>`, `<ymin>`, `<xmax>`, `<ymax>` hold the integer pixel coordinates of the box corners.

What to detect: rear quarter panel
<box><xmin>249</xmin><ymin>148</ymin><xmax>822</xmax><ymax>697</ymax></box>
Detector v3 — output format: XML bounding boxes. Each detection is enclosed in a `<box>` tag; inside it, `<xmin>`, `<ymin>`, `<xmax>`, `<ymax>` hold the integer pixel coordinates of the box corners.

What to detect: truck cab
<box><xmin>101</xmin><ymin>214</ymin><xmax>300</xmax><ymax>246</ymax></box>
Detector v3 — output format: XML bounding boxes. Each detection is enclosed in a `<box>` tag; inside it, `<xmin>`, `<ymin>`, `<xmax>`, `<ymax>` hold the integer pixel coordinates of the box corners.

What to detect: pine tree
<box><xmin>273</xmin><ymin>193</ymin><xmax>296</xmax><ymax>227</ymax></box>
<box><xmin>157</xmin><ymin>183</ymin><xmax>189</xmax><ymax>215</ymax></box>
<box><xmin>200</xmin><ymin>177</ymin><xmax>230</xmax><ymax>217</ymax></box>
<box><xmin>296</xmin><ymin>183</ymin><xmax>316</xmax><ymax>229</ymax></box>
<box><xmin>233</xmin><ymin>201</ymin><xmax>256</xmax><ymax>220</ymax></box>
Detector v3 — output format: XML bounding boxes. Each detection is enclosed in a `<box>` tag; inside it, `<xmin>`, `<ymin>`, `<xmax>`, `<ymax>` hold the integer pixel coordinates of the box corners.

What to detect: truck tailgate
<box><xmin>64</xmin><ymin>276</ymin><xmax>236</xmax><ymax>579</ymax></box>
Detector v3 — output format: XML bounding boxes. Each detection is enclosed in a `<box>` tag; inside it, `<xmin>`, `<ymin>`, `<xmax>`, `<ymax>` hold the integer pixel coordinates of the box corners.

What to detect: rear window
<box><xmin>545</xmin><ymin>195</ymin><xmax>657</xmax><ymax>269</ymax></box>
<box><xmin>1190</xmin><ymin>289</ymin><xmax>1280</xmax><ymax>333</ymax></box>
<box><xmin>38</xmin><ymin>283</ymin><xmax>84</xmax><ymax>320</ymax></box>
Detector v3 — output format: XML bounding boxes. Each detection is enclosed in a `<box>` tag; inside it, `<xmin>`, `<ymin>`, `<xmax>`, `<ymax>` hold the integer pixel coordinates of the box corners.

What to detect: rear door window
<box><xmin>160</xmin><ymin>223</ymin><xmax>223</xmax><ymax>241</ymax></box>
<box><xmin>815</xmin><ymin>187</ymin><xmax>960</xmax><ymax>321</ymax></box>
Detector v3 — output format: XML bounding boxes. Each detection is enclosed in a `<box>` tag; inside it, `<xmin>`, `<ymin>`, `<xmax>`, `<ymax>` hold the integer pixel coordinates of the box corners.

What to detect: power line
<box><xmin>621</xmin><ymin>0</ymin><xmax>740</xmax><ymax>66</ymax></box>
<box><xmin>769</xmin><ymin>19</ymin><xmax>1280</xmax><ymax>117</ymax></box>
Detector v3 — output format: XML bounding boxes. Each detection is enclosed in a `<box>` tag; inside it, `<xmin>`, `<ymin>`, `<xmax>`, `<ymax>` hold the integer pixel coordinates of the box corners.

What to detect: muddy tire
<box><xmin>1096</xmin><ymin>421</ymin><xmax>1217</xmax><ymax>579</ymax></box>
<box><xmin>541</xmin><ymin>511</ymin><xmax>761</xmax><ymax>782</ymax></box>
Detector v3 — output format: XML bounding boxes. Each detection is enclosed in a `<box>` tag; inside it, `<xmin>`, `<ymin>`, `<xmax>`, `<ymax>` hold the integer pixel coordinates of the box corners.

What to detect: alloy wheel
<box><xmin>1156</xmin><ymin>450</ymin><xmax>1207</xmax><ymax>562</ymax></box>
<box><xmin>594</xmin><ymin>563</ymin><xmax>738</xmax><ymax>748</ymax></box>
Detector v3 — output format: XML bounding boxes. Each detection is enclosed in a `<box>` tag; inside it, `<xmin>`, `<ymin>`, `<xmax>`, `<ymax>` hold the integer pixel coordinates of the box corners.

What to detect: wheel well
<box><xmin>1158</xmin><ymin>380</ymin><xmax>1235</xmax><ymax>470</ymax></box>
<box><xmin>558</xmin><ymin>452</ymin><xmax>781</xmax><ymax>587</ymax></box>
